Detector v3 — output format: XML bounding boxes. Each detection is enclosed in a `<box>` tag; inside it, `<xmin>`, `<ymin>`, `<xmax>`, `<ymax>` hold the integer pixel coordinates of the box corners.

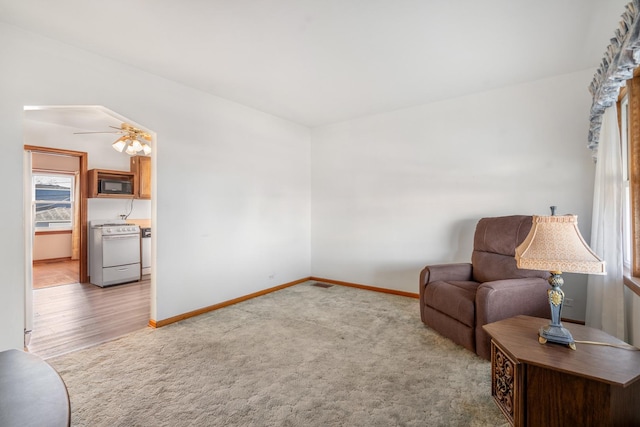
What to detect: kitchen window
<box><xmin>33</xmin><ymin>172</ymin><xmax>74</xmax><ymax>231</ymax></box>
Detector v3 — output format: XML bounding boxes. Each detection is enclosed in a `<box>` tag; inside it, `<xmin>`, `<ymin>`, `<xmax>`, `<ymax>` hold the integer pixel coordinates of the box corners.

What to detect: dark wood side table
<box><xmin>483</xmin><ymin>315</ymin><xmax>640</xmax><ymax>427</ymax></box>
<box><xmin>0</xmin><ymin>349</ymin><xmax>70</xmax><ymax>427</ymax></box>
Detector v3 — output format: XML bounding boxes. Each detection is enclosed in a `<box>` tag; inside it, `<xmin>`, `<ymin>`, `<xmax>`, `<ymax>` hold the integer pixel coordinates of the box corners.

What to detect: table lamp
<box><xmin>514</xmin><ymin>212</ymin><xmax>606</xmax><ymax>350</ymax></box>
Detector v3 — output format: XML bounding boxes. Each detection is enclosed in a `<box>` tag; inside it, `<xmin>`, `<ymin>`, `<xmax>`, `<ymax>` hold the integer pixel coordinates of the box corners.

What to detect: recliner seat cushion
<box><xmin>423</xmin><ymin>280</ymin><xmax>480</xmax><ymax>328</ymax></box>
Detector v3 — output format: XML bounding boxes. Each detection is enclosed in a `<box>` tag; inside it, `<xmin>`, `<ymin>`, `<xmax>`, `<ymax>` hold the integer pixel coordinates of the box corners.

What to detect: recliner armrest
<box><xmin>474</xmin><ymin>277</ymin><xmax>550</xmax><ymax>359</ymax></box>
<box><xmin>475</xmin><ymin>277</ymin><xmax>550</xmax><ymax>325</ymax></box>
<box><xmin>420</xmin><ymin>263</ymin><xmax>473</xmax><ymax>287</ymax></box>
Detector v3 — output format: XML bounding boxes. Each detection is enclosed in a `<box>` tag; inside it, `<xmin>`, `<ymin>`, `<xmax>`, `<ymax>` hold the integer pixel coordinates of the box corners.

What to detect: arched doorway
<box><xmin>23</xmin><ymin>105</ymin><xmax>155</xmax><ymax>358</ymax></box>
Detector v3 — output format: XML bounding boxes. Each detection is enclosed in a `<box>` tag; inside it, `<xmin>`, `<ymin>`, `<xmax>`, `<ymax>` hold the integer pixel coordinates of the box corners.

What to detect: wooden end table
<box><xmin>483</xmin><ymin>315</ymin><xmax>640</xmax><ymax>427</ymax></box>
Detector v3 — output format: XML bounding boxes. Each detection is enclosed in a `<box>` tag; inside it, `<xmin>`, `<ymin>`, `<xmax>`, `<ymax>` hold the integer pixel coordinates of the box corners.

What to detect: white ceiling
<box><xmin>1</xmin><ymin>0</ymin><xmax>630</xmax><ymax>127</ymax></box>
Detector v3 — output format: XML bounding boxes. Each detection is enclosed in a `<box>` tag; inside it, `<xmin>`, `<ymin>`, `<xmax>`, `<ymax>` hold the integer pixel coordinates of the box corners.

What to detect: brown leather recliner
<box><xmin>419</xmin><ymin>215</ymin><xmax>550</xmax><ymax>360</ymax></box>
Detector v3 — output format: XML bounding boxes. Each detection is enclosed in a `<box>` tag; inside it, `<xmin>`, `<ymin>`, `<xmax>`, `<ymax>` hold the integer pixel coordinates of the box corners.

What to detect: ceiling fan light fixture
<box><xmin>130</xmin><ymin>138</ymin><xmax>143</xmax><ymax>152</ymax></box>
<box><xmin>125</xmin><ymin>144</ymin><xmax>138</xmax><ymax>155</ymax></box>
<box><xmin>83</xmin><ymin>122</ymin><xmax>152</xmax><ymax>155</ymax></box>
<box><xmin>112</xmin><ymin>136</ymin><xmax>127</xmax><ymax>152</ymax></box>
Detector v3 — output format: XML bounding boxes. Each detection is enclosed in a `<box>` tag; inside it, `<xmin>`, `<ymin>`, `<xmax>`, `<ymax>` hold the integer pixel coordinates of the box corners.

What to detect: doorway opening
<box><xmin>23</xmin><ymin>105</ymin><xmax>156</xmax><ymax>359</ymax></box>
<box><xmin>29</xmin><ymin>149</ymin><xmax>86</xmax><ymax>289</ymax></box>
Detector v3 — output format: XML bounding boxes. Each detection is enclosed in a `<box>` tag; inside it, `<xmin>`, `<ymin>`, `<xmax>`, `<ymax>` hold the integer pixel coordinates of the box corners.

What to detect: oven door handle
<box><xmin>102</xmin><ymin>234</ymin><xmax>139</xmax><ymax>241</ymax></box>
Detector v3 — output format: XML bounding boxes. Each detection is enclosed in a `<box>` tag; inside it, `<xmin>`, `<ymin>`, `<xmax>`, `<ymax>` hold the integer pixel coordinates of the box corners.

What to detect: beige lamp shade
<box><xmin>515</xmin><ymin>215</ymin><xmax>606</xmax><ymax>274</ymax></box>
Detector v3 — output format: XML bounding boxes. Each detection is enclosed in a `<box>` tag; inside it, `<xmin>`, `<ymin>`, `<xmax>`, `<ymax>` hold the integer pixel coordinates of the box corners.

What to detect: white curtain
<box><xmin>585</xmin><ymin>103</ymin><xmax>625</xmax><ymax>340</ymax></box>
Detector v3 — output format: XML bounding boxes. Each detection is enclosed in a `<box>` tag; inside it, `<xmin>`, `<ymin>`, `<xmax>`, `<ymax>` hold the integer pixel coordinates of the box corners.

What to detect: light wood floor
<box><xmin>33</xmin><ymin>259</ymin><xmax>79</xmax><ymax>289</ymax></box>
<box><xmin>28</xmin><ymin>278</ymin><xmax>151</xmax><ymax>359</ymax></box>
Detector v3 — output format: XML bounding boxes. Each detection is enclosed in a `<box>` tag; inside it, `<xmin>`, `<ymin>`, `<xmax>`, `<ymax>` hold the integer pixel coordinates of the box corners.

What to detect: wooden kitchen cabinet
<box><xmin>130</xmin><ymin>156</ymin><xmax>151</xmax><ymax>199</ymax></box>
<box><xmin>88</xmin><ymin>169</ymin><xmax>135</xmax><ymax>198</ymax></box>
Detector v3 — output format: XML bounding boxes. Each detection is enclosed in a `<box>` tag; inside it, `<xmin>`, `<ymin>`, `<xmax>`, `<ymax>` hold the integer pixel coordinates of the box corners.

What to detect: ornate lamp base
<box><xmin>538</xmin><ymin>271</ymin><xmax>577</xmax><ymax>350</ymax></box>
<box><xmin>538</xmin><ymin>324</ymin><xmax>576</xmax><ymax>350</ymax></box>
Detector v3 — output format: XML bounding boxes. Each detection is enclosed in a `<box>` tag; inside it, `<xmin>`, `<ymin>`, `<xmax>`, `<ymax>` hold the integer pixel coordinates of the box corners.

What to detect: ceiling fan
<box><xmin>74</xmin><ymin>122</ymin><xmax>151</xmax><ymax>155</ymax></box>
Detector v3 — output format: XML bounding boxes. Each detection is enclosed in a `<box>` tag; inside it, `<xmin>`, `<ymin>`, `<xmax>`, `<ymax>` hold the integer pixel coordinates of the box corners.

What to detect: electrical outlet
<box><xmin>268</xmin><ymin>273</ymin><xmax>276</xmax><ymax>280</ymax></box>
<box><xmin>564</xmin><ymin>298</ymin><xmax>574</xmax><ymax>307</ymax></box>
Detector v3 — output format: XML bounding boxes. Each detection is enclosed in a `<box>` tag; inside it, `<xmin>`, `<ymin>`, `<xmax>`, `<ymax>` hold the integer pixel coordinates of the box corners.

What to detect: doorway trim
<box><xmin>25</xmin><ymin>145</ymin><xmax>89</xmax><ymax>283</ymax></box>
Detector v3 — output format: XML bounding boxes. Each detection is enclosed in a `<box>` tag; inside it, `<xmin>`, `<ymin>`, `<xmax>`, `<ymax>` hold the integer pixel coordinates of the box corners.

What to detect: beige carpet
<box><xmin>49</xmin><ymin>282</ymin><xmax>508</xmax><ymax>426</ymax></box>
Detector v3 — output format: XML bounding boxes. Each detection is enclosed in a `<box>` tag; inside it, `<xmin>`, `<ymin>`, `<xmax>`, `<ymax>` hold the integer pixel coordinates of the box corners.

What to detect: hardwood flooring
<box><xmin>28</xmin><ymin>278</ymin><xmax>151</xmax><ymax>360</ymax></box>
<box><xmin>33</xmin><ymin>259</ymin><xmax>79</xmax><ymax>289</ymax></box>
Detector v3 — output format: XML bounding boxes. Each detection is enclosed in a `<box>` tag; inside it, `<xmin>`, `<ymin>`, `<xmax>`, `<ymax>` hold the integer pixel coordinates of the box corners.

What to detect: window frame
<box><xmin>622</xmin><ymin>73</ymin><xmax>640</xmax><ymax>297</ymax></box>
<box><xmin>32</xmin><ymin>171</ymin><xmax>75</xmax><ymax>232</ymax></box>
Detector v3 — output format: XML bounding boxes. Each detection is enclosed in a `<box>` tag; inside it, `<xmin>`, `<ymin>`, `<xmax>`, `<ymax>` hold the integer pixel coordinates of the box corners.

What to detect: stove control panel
<box><xmin>96</xmin><ymin>224</ymin><xmax>140</xmax><ymax>235</ymax></box>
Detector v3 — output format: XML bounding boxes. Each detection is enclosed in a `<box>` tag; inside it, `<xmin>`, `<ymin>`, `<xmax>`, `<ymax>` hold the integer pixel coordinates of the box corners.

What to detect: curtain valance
<box><xmin>589</xmin><ymin>0</ymin><xmax>640</xmax><ymax>157</ymax></box>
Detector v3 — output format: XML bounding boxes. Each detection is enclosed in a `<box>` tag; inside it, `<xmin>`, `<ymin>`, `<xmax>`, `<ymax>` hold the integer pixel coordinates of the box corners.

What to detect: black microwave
<box><xmin>99</xmin><ymin>179</ymin><xmax>133</xmax><ymax>195</ymax></box>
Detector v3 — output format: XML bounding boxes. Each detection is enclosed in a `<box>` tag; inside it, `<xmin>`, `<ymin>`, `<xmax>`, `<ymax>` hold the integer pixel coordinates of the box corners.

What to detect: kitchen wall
<box><xmin>0</xmin><ymin>22</ymin><xmax>312</xmax><ymax>351</ymax></box>
<box><xmin>310</xmin><ymin>69</ymin><xmax>597</xmax><ymax>321</ymax></box>
<box><xmin>33</xmin><ymin>234</ymin><xmax>71</xmax><ymax>260</ymax></box>
<box><xmin>29</xmin><ymin>136</ymin><xmax>150</xmax><ymax>263</ymax></box>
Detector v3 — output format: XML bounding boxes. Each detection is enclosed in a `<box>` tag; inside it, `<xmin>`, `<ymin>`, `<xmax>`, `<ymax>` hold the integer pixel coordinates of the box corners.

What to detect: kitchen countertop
<box><xmin>128</xmin><ymin>219</ymin><xmax>151</xmax><ymax>228</ymax></box>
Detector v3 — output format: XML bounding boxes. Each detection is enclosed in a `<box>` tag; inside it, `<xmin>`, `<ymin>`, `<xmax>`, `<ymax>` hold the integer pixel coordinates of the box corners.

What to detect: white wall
<box><xmin>0</xmin><ymin>23</ymin><xmax>311</xmax><ymax>350</ymax></box>
<box><xmin>33</xmin><ymin>234</ymin><xmax>72</xmax><ymax>260</ymax></box>
<box><xmin>311</xmin><ymin>70</ymin><xmax>597</xmax><ymax>321</ymax></box>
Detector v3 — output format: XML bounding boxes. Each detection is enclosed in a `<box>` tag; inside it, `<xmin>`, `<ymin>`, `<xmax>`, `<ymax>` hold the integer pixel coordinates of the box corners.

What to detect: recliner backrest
<box><xmin>471</xmin><ymin>215</ymin><xmax>549</xmax><ymax>283</ymax></box>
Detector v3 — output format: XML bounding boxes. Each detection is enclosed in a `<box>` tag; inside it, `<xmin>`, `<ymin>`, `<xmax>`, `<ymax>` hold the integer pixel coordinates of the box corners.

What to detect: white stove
<box><xmin>89</xmin><ymin>220</ymin><xmax>141</xmax><ymax>287</ymax></box>
<box><xmin>94</xmin><ymin>223</ymin><xmax>140</xmax><ymax>235</ymax></box>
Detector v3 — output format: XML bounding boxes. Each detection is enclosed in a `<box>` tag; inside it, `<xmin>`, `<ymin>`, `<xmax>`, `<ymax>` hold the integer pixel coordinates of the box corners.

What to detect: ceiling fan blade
<box><xmin>73</xmin><ymin>130</ymin><xmax>122</xmax><ymax>134</ymax></box>
<box><xmin>73</xmin><ymin>123</ymin><xmax>146</xmax><ymax>138</ymax></box>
